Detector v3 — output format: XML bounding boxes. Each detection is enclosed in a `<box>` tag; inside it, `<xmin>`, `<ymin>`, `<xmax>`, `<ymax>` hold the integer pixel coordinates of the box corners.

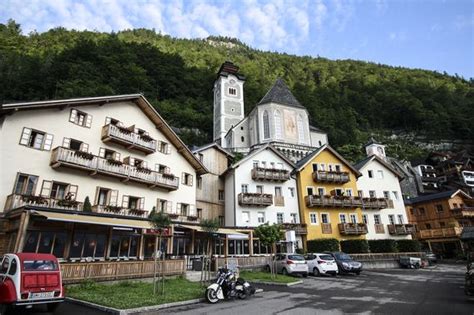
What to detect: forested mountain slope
<box><xmin>1</xmin><ymin>20</ymin><xmax>473</xmax><ymax>162</ymax></box>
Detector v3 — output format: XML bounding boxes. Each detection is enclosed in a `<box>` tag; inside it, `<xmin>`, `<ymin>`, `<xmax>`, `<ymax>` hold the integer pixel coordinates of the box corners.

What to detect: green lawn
<box><xmin>67</xmin><ymin>278</ymin><xmax>204</xmax><ymax>309</ymax></box>
<box><xmin>239</xmin><ymin>270</ymin><xmax>298</xmax><ymax>284</ymax></box>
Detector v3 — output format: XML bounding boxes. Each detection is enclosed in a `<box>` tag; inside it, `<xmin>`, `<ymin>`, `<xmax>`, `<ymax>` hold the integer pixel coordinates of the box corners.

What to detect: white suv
<box><xmin>267</xmin><ymin>253</ymin><xmax>309</xmax><ymax>277</ymax></box>
<box><xmin>305</xmin><ymin>253</ymin><xmax>338</xmax><ymax>276</ymax></box>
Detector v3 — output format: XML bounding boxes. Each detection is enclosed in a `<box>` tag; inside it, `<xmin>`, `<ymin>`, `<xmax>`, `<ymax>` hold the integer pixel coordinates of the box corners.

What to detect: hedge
<box><xmin>307</xmin><ymin>238</ymin><xmax>340</xmax><ymax>252</ymax></box>
<box><xmin>340</xmin><ymin>240</ymin><xmax>369</xmax><ymax>254</ymax></box>
<box><xmin>368</xmin><ymin>239</ymin><xmax>398</xmax><ymax>253</ymax></box>
<box><xmin>396</xmin><ymin>240</ymin><xmax>421</xmax><ymax>252</ymax></box>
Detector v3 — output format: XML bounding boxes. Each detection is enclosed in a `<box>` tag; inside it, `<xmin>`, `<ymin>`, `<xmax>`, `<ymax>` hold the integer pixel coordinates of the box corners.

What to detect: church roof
<box><xmin>309</xmin><ymin>125</ymin><xmax>326</xmax><ymax>133</ymax></box>
<box><xmin>257</xmin><ymin>78</ymin><xmax>305</xmax><ymax>109</ymax></box>
<box><xmin>217</xmin><ymin>61</ymin><xmax>246</xmax><ymax>80</ymax></box>
<box><xmin>365</xmin><ymin>137</ymin><xmax>383</xmax><ymax>146</ymax></box>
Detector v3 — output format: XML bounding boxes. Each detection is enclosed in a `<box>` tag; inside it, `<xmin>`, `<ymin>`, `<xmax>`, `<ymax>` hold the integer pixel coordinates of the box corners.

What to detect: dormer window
<box><xmin>229</xmin><ymin>87</ymin><xmax>237</xmax><ymax>95</ymax></box>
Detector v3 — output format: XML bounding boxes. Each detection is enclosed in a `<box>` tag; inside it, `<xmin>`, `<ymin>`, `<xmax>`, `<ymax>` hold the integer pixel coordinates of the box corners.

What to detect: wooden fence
<box><xmin>60</xmin><ymin>259</ymin><xmax>185</xmax><ymax>283</ymax></box>
<box><xmin>214</xmin><ymin>256</ymin><xmax>270</xmax><ymax>270</ymax></box>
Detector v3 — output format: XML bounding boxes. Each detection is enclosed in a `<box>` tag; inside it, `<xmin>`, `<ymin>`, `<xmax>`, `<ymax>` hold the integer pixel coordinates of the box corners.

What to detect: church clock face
<box><xmin>229</xmin><ymin>79</ymin><xmax>236</xmax><ymax>85</ymax></box>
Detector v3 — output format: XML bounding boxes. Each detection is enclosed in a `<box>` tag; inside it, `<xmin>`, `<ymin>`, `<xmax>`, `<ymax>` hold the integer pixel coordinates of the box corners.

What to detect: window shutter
<box><xmin>155</xmin><ymin>164</ymin><xmax>160</xmax><ymax>172</ymax></box>
<box><xmin>139</xmin><ymin>197</ymin><xmax>145</xmax><ymax>210</ymax></box>
<box><xmin>69</xmin><ymin>109</ymin><xmax>77</xmax><ymax>123</ymax></box>
<box><xmin>129</xmin><ymin>157</ymin><xmax>135</xmax><ymax>166</ymax></box>
<box><xmin>40</xmin><ymin>180</ymin><xmax>53</xmax><ymax>197</ymax></box>
<box><xmin>113</xmin><ymin>152</ymin><xmax>121</xmax><ymax>161</ymax></box>
<box><xmin>80</xmin><ymin>142</ymin><xmax>89</xmax><ymax>152</ymax></box>
<box><xmin>122</xmin><ymin>195</ymin><xmax>129</xmax><ymax>208</ymax></box>
<box><xmin>66</xmin><ymin>185</ymin><xmax>78</xmax><ymax>200</ymax></box>
<box><xmin>85</xmin><ymin>114</ymin><xmax>92</xmax><ymax>128</ymax></box>
<box><xmin>189</xmin><ymin>175</ymin><xmax>193</xmax><ymax>186</ymax></box>
<box><xmin>167</xmin><ymin>201</ymin><xmax>172</xmax><ymax>214</ymax></box>
<box><xmin>165</xmin><ymin>167</ymin><xmax>170</xmax><ymax>174</ymax></box>
<box><xmin>43</xmin><ymin>134</ymin><xmax>54</xmax><ymax>151</ymax></box>
<box><xmin>62</xmin><ymin>138</ymin><xmax>71</xmax><ymax>148</ymax></box>
<box><xmin>19</xmin><ymin>128</ymin><xmax>32</xmax><ymax>145</ymax></box>
<box><xmin>94</xmin><ymin>186</ymin><xmax>101</xmax><ymax>205</ymax></box>
<box><xmin>166</xmin><ymin>144</ymin><xmax>171</xmax><ymax>155</ymax></box>
<box><xmin>189</xmin><ymin>204</ymin><xmax>195</xmax><ymax>216</ymax></box>
<box><xmin>109</xmin><ymin>190</ymin><xmax>119</xmax><ymax>206</ymax></box>
<box><xmin>181</xmin><ymin>173</ymin><xmax>186</xmax><ymax>184</ymax></box>
<box><xmin>105</xmin><ymin>117</ymin><xmax>111</xmax><ymax>125</ymax></box>
<box><xmin>99</xmin><ymin>148</ymin><xmax>106</xmax><ymax>158</ymax></box>
<box><xmin>141</xmin><ymin>161</ymin><xmax>148</xmax><ymax>168</ymax></box>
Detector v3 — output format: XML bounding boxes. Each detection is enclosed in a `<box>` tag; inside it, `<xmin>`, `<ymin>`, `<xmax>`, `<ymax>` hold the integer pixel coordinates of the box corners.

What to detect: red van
<box><xmin>0</xmin><ymin>253</ymin><xmax>64</xmax><ymax>314</ymax></box>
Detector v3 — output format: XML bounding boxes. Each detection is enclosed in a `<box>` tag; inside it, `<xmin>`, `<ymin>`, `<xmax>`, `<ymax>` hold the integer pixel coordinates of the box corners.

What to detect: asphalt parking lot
<box><xmin>11</xmin><ymin>264</ymin><xmax>474</xmax><ymax>315</ymax></box>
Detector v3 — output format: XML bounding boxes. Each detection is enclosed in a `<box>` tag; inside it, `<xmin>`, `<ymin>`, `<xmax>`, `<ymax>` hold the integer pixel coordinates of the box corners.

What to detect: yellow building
<box><xmin>294</xmin><ymin>145</ymin><xmax>366</xmax><ymax>247</ymax></box>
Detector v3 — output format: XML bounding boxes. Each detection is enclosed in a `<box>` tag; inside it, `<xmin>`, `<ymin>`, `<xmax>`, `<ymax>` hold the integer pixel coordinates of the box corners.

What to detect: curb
<box><xmin>251</xmin><ymin>280</ymin><xmax>303</xmax><ymax>287</ymax></box>
<box><xmin>66</xmin><ymin>297</ymin><xmax>205</xmax><ymax>315</ymax></box>
<box><xmin>66</xmin><ymin>289</ymin><xmax>264</xmax><ymax>314</ymax></box>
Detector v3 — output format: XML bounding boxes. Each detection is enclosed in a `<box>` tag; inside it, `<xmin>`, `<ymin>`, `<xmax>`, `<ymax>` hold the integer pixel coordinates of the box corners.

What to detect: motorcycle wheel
<box><xmin>206</xmin><ymin>288</ymin><xmax>220</xmax><ymax>304</ymax></box>
<box><xmin>237</xmin><ymin>290</ymin><xmax>248</xmax><ymax>300</ymax></box>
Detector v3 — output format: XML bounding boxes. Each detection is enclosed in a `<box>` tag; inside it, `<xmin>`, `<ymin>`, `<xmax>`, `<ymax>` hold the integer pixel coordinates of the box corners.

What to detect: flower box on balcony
<box><xmin>57</xmin><ymin>199</ymin><xmax>79</xmax><ymax>208</ymax></box>
<box><xmin>107</xmin><ymin>158</ymin><xmax>123</xmax><ymax>166</ymax></box>
<box><xmin>168</xmin><ymin>213</ymin><xmax>179</xmax><ymax>219</ymax></box>
<box><xmin>117</xmin><ymin>125</ymin><xmax>133</xmax><ymax>134</ymax></box>
<box><xmin>136</xmin><ymin>166</ymin><xmax>152</xmax><ymax>174</ymax></box>
<box><xmin>187</xmin><ymin>215</ymin><xmax>198</xmax><ymax>221</ymax></box>
<box><xmin>23</xmin><ymin>195</ymin><xmax>48</xmax><ymax>205</ymax></box>
<box><xmin>129</xmin><ymin>208</ymin><xmax>147</xmax><ymax>216</ymax></box>
<box><xmin>140</xmin><ymin>134</ymin><xmax>154</xmax><ymax>142</ymax></box>
<box><xmin>105</xmin><ymin>205</ymin><xmax>123</xmax><ymax>213</ymax></box>
<box><xmin>74</xmin><ymin>150</ymin><xmax>94</xmax><ymax>160</ymax></box>
<box><xmin>162</xmin><ymin>172</ymin><xmax>176</xmax><ymax>178</ymax></box>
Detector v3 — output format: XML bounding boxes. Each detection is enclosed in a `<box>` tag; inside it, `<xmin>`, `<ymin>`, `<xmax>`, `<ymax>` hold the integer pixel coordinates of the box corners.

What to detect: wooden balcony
<box><xmin>162</xmin><ymin>207</ymin><xmax>199</xmax><ymax>221</ymax></box>
<box><xmin>251</xmin><ymin>167</ymin><xmax>290</xmax><ymax>182</ymax></box>
<box><xmin>4</xmin><ymin>194</ymin><xmax>83</xmax><ymax>212</ymax></box>
<box><xmin>238</xmin><ymin>193</ymin><xmax>273</xmax><ymax>207</ymax></box>
<box><xmin>101</xmin><ymin>124</ymin><xmax>157</xmax><ymax>154</ymax></box>
<box><xmin>274</xmin><ymin>196</ymin><xmax>285</xmax><ymax>207</ymax></box>
<box><xmin>387</xmin><ymin>224</ymin><xmax>415</xmax><ymax>235</ymax></box>
<box><xmin>313</xmin><ymin>171</ymin><xmax>350</xmax><ymax>184</ymax></box>
<box><xmin>417</xmin><ymin>227</ymin><xmax>463</xmax><ymax>240</ymax></box>
<box><xmin>338</xmin><ymin>223</ymin><xmax>368</xmax><ymax>235</ymax></box>
<box><xmin>305</xmin><ymin>195</ymin><xmax>363</xmax><ymax>208</ymax></box>
<box><xmin>92</xmin><ymin>205</ymin><xmax>148</xmax><ymax>218</ymax></box>
<box><xmin>374</xmin><ymin>224</ymin><xmax>385</xmax><ymax>234</ymax></box>
<box><xmin>280</xmin><ymin>223</ymin><xmax>307</xmax><ymax>235</ymax></box>
<box><xmin>50</xmin><ymin>147</ymin><xmax>179</xmax><ymax>191</ymax></box>
<box><xmin>321</xmin><ymin>223</ymin><xmax>333</xmax><ymax>234</ymax></box>
<box><xmin>361</xmin><ymin>198</ymin><xmax>393</xmax><ymax>210</ymax></box>
<box><xmin>451</xmin><ymin>207</ymin><xmax>474</xmax><ymax>219</ymax></box>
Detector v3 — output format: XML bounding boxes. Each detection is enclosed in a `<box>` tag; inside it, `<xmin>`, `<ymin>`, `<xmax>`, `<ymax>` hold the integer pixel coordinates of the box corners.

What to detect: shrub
<box><xmin>83</xmin><ymin>196</ymin><xmax>92</xmax><ymax>212</ymax></box>
<box><xmin>340</xmin><ymin>240</ymin><xmax>369</xmax><ymax>253</ymax></box>
<box><xmin>307</xmin><ymin>238</ymin><xmax>340</xmax><ymax>252</ymax></box>
<box><xmin>368</xmin><ymin>239</ymin><xmax>398</xmax><ymax>253</ymax></box>
<box><xmin>396</xmin><ymin>240</ymin><xmax>421</xmax><ymax>252</ymax></box>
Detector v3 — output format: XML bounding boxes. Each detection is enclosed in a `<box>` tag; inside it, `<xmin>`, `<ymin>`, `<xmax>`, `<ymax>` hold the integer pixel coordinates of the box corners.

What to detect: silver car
<box><xmin>267</xmin><ymin>253</ymin><xmax>309</xmax><ymax>277</ymax></box>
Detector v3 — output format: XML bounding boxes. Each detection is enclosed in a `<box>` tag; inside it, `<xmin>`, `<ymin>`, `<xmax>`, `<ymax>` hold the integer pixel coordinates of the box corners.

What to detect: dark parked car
<box><xmin>327</xmin><ymin>252</ymin><xmax>362</xmax><ymax>275</ymax></box>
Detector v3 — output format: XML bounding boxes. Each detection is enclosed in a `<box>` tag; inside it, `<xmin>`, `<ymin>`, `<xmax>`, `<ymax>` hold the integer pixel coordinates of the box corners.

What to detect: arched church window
<box><xmin>263</xmin><ymin>110</ymin><xmax>270</xmax><ymax>139</ymax></box>
<box><xmin>297</xmin><ymin>115</ymin><xmax>305</xmax><ymax>143</ymax></box>
<box><xmin>274</xmin><ymin>110</ymin><xmax>282</xmax><ymax>139</ymax></box>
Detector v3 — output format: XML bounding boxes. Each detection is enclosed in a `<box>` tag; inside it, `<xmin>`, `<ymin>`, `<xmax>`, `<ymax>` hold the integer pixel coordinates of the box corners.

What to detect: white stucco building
<box><xmin>0</xmin><ymin>94</ymin><xmax>208</xmax><ymax>259</ymax></box>
<box><xmin>224</xmin><ymin>144</ymin><xmax>303</xmax><ymax>251</ymax></box>
<box><xmin>213</xmin><ymin>61</ymin><xmax>327</xmax><ymax>163</ymax></box>
<box><xmin>354</xmin><ymin>140</ymin><xmax>413</xmax><ymax>240</ymax></box>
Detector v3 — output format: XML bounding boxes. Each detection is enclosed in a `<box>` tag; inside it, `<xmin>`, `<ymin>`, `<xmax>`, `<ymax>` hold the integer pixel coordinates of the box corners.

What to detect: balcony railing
<box><xmin>374</xmin><ymin>224</ymin><xmax>385</xmax><ymax>234</ymax></box>
<box><xmin>92</xmin><ymin>205</ymin><xmax>148</xmax><ymax>218</ymax></box>
<box><xmin>321</xmin><ymin>223</ymin><xmax>333</xmax><ymax>234</ymax></box>
<box><xmin>50</xmin><ymin>147</ymin><xmax>179</xmax><ymax>191</ymax></box>
<box><xmin>274</xmin><ymin>196</ymin><xmax>285</xmax><ymax>207</ymax></box>
<box><xmin>305</xmin><ymin>195</ymin><xmax>363</xmax><ymax>208</ymax></box>
<box><xmin>313</xmin><ymin>171</ymin><xmax>350</xmax><ymax>184</ymax></box>
<box><xmin>338</xmin><ymin>223</ymin><xmax>368</xmax><ymax>235</ymax></box>
<box><xmin>251</xmin><ymin>167</ymin><xmax>290</xmax><ymax>182</ymax></box>
<box><xmin>417</xmin><ymin>227</ymin><xmax>463</xmax><ymax>240</ymax></box>
<box><xmin>280</xmin><ymin>223</ymin><xmax>307</xmax><ymax>235</ymax></box>
<box><xmin>161</xmin><ymin>207</ymin><xmax>198</xmax><ymax>221</ymax></box>
<box><xmin>102</xmin><ymin>124</ymin><xmax>157</xmax><ymax>154</ymax></box>
<box><xmin>361</xmin><ymin>198</ymin><xmax>393</xmax><ymax>210</ymax></box>
<box><xmin>451</xmin><ymin>207</ymin><xmax>474</xmax><ymax>219</ymax></box>
<box><xmin>5</xmin><ymin>194</ymin><xmax>83</xmax><ymax>212</ymax></box>
<box><xmin>238</xmin><ymin>193</ymin><xmax>273</xmax><ymax>207</ymax></box>
<box><xmin>387</xmin><ymin>224</ymin><xmax>415</xmax><ymax>235</ymax></box>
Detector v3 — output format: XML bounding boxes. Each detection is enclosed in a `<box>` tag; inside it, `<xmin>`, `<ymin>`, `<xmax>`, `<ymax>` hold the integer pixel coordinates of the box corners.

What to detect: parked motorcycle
<box><xmin>205</xmin><ymin>267</ymin><xmax>255</xmax><ymax>303</ymax></box>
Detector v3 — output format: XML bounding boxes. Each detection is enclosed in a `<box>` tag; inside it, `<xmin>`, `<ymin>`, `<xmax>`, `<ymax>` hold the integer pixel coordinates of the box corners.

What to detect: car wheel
<box><xmin>282</xmin><ymin>268</ymin><xmax>288</xmax><ymax>276</ymax></box>
<box><xmin>0</xmin><ymin>304</ymin><xmax>8</xmax><ymax>315</ymax></box>
<box><xmin>302</xmin><ymin>273</ymin><xmax>308</xmax><ymax>278</ymax></box>
<box><xmin>313</xmin><ymin>267</ymin><xmax>320</xmax><ymax>277</ymax></box>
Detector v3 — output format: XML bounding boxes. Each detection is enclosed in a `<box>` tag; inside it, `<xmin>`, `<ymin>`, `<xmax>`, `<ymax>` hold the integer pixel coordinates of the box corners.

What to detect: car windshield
<box><xmin>335</xmin><ymin>253</ymin><xmax>353</xmax><ymax>261</ymax></box>
<box><xmin>319</xmin><ymin>255</ymin><xmax>334</xmax><ymax>261</ymax></box>
<box><xmin>288</xmin><ymin>255</ymin><xmax>305</xmax><ymax>261</ymax></box>
<box><xmin>23</xmin><ymin>260</ymin><xmax>58</xmax><ymax>271</ymax></box>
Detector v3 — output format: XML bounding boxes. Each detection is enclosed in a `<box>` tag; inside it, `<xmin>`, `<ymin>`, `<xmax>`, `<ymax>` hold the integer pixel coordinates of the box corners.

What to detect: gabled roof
<box><xmin>354</xmin><ymin>154</ymin><xmax>404</xmax><ymax>179</ymax></box>
<box><xmin>1</xmin><ymin>94</ymin><xmax>208</xmax><ymax>175</ymax></box>
<box><xmin>227</xmin><ymin>144</ymin><xmax>295</xmax><ymax>170</ymax></box>
<box><xmin>406</xmin><ymin>189</ymin><xmax>472</xmax><ymax>205</ymax></box>
<box><xmin>257</xmin><ymin>78</ymin><xmax>305</xmax><ymax>109</ymax></box>
<box><xmin>217</xmin><ymin>61</ymin><xmax>246</xmax><ymax>80</ymax></box>
<box><xmin>192</xmin><ymin>142</ymin><xmax>234</xmax><ymax>158</ymax></box>
<box><xmin>293</xmin><ymin>144</ymin><xmax>362</xmax><ymax>177</ymax></box>
<box><xmin>365</xmin><ymin>137</ymin><xmax>383</xmax><ymax>147</ymax></box>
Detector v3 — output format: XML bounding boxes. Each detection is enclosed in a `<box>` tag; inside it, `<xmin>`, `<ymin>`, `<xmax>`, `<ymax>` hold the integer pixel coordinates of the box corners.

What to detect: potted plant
<box><xmin>105</xmin><ymin>205</ymin><xmax>122</xmax><ymax>213</ymax></box>
<box><xmin>74</xmin><ymin>150</ymin><xmax>94</xmax><ymax>160</ymax></box>
<box><xmin>107</xmin><ymin>158</ymin><xmax>123</xmax><ymax>166</ymax></box>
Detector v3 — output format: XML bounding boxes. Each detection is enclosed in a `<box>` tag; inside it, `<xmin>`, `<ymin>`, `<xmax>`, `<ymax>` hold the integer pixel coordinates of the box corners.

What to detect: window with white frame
<box><xmin>274</xmin><ymin>186</ymin><xmax>282</xmax><ymax>196</ymax></box>
<box><xmin>377</xmin><ymin>170</ymin><xmax>384</xmax><ymax>179</ymax></box>
<box><xmin>349</xmin><ymin>214</ymin><xmax>357</xmax><ymax>223</ymax></box>
<box><xmin>253</xmin><ymin>161</ymin><xmax>259</xmax><ymax>168</ymax></box>
<box><xmin>345</xmin><ymin>189</ymin><xmax>353</xmax><ymax>196</ymax></box>
<box><xmin>392</xmin><ymin>191</ymin><xmax>399</xmax><ymax>200</ymax></box>
<box><xmin>374</xmin><ymin>214</ymin><xmax>381</xmax><ymax>224</ymax></box>
<box><xmin>257</xmin><ymin>212</ymin><xmax>265</xmax><ymax>224</ymax></box>
<box><xmin>288</xmin><ymin>187</ymin><xmax>295</xmax><ymax>197</ymax></box>
<box><xmin>290</xmin><ymin>213</ymin><xmax>298</xmax><ymax>223</ymax></box>
<box><xmin>19</xmin><ymin>127</ymin><xmax>53</xmax><ymax>151</ymax></box>
<box><xmin>157</xmin><ymin>198</ymin><xmax>171</xmax><ymax>213</ymax></box>
<box><xmin>182</xmin><ymin>173</ymin><xmax>193</xmax><ymax>186</ymax></box>
<box><xmin>339</xmin><ymin>214</ymin><xmax>347</xmax><ymax>223</ymax></box>
<box><xmin>388</xmin><ymin>215</ymin><xmax>395</xmax><ymax>225</ymax></box>
<box><xmin>309</xmin><ymin>213</ymin><xmax>318</xmax><ymax>224</ymax></box>
<box><xmin>242</xmin><ymin>211</ymin><xmax>250</xmax><ymax>224</ymax></box>
<box><xmin>307</xmin><ymin>187</ymin><xmax>314</xmax><ymax>196</ymax></box>
<box><xmin>317</xmin><ymin>187</ymin><xmax>325</xmax><ymax>196</ymax></box>
<box><xmin>158</xmin><ymin>141</ymin><xmax>171</xmax><ymax>154</ymax></box>
<box><xmin>69</xmin><ymin>109</ymin><xmax>92</xmax><ymax>128</ymax></box>
<box><xmin>14</xmin><ymin>173</ymin><xmax>38</xmax><ymax>196</ymax></box>
<box><xmin>321</xmin><ymin>213</ymin><xmax>329</xmax><ymax>224</ymax></box>
<box><xmin>320</xmin><ymin>163</ymin><xmax>326</xmax><ymax>171</ymax></box>
<box><xmin>218</xmin><ymin>190</ymin><xmax>225</xmax><ymax>201</ymax></box>
<box><xmin>263</xmin><ymin>110</ymin><xmax>270</xmax><ymax>139</ymax></box>
<box><xmin>362</xmin><ymin>214</ymin><xmax>368</xmax><ymax>224</ymax></box>
<box><xmin>397</xmin><ymin>215</ymin><xmax>404</xmax><ymax>224</ymax></box>
<box><xmin>241</xmin><ymin>184</ymin><xmax>248</xmax><ymax>193</ymax></box>
<box><xmin>277</xmin><ymin>213</ymin><xmax>284</xmax><ymax>224</ymax></box>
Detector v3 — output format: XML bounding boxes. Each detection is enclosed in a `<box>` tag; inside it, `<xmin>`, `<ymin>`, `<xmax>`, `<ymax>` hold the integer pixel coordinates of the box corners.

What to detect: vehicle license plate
<box><xmin>31</xmin><ymin>292</ymin><xmax>54</xmax><ymax>299</ymax></box>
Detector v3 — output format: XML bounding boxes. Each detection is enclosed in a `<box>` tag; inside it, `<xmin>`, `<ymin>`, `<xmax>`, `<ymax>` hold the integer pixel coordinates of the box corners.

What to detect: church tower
<box><xmin>365</xmin><ymin>137</ymin><xmax>387</xmax><ymax>160</ymax></box>
<box><xmin>213</xmin><ymin>61</ymin><xmax>245</xmax><ymax>146</ymax></box>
